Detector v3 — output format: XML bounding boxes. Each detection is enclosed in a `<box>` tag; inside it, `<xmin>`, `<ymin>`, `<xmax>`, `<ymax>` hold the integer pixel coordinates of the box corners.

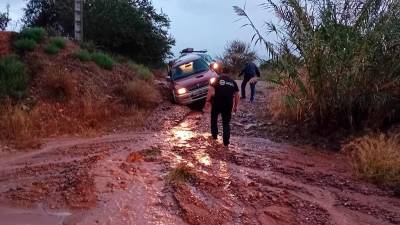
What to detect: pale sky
<box><xmin>0</xmin><ymin>0</ymin><xmax>275</xmax><ymax>58</ymax></box>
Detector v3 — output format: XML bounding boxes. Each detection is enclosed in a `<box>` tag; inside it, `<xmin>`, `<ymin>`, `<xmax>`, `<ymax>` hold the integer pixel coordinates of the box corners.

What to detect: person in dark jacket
<box><xmin>239</xmin><ymin>61</ymin><xmax>260</xmax><ymax>102</ymax></box>
<box><xmin>204</xmin><ymin>66</ymin><xmax>240</xmax><ymax>147</ymax></box>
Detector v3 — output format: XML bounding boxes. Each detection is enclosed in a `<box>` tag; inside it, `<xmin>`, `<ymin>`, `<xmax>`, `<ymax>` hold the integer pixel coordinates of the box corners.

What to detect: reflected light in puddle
<box><xmin>194</xmin><ymin>150</ymin><xmax>212</xmax><ymax>166</ymax></box>
<box><xmin>219</xmin><ymin>161</ymin><xmax>236</xmax><ymax>199</ymax></box>
<box><xmin>171</xmin><ymin>122</ymin><xmax>195</xmax><ymax>142</ymax></box>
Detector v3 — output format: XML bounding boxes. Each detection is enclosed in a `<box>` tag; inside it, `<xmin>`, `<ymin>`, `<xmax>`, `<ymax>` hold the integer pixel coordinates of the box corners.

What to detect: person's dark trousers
<box><xmin>211</xmin><ymin>106</ymin><xmax>232</xmax><ymax>146</ymax></box>
<box><xmin>241</xmin><ymin>78</ymin><xmax>249</xmax><ymax>99</ymax></box>
<box><xmin>241</xmin><ymin>78</ymin><xmax>257</xmax><ymax>102</ymax></box>
<box><xmin>249</xmin><ymin>82</ymin><xmax>256</xmax><ymax>102</ymax></box>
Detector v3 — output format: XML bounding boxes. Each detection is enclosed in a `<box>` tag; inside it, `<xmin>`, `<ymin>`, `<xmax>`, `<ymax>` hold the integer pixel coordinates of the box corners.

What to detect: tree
<box><xmin>23</xmin><ymin>0</ymin><xmax>175</xmax><ymax>65</ymax></box>
<box><xmin>84</xmin><ymin>0</ymin><xmax>174</xmax><ymax>65</ymax></box>
<box><xmin>0</xmin><ymin>5</ymin><xmax>10</xmax><ymax>31</ymax></box>
<box><xmin>23</xmin><ymin>0</ymin><xmax>74</xmax><ymax>36</ymax></box>
<box><xmin>218</xmin><ymin>40</ymin><xmax>257</xmax><ymax>74</ymax></box>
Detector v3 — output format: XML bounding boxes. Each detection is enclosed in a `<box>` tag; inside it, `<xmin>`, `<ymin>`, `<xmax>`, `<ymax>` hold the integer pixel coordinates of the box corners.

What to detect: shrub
<box><xmin>0</xmin><ymin>55</ymin><xmax>28</xmax><ymax>98</ymax></box>
<box><xmin>0</xmin><ymin>103</ymin><xmax>38</xmax><ymax>141</ymax></box>
<box><xmin>235</xmin><ymin>1</ymin><xmax>400</xmax><ymax>129</ymax></box>
<box><xmin>79</xmin><ymin>40</ymin><xmax>97</xmax><ymax>53</ymax></box>
<box><xmin>14</xmin><ymin>38</ymin><xmax>37</xmax><ymax>52</ymax></box>
<box><xmin>44</xmin><ymin>43</ymin><xmax>60</xmax><ymax>55</ymax></box>
<box><xmin>42</xmin><ymin>69</ymin><xmax>75</xmax><ymax>101</ymax></box>
<box><xmin>140</xmin><ymin>147</ymin><xmax>161</xmax><ymax>161</ymax></box>
<box><xmin>121</xmin><ymin>79</ymin><xmax>161</xmax><ymax>108</ymax></box>
<box><xmin>72</xmin><ymin>49</ymin><xmax>91</xmax><ymax>62</ymax></box>
<box><xmin>91</xmin><ymin>52</ymin><xmax>115</xmax><ymax>70</ymax></box>
<box><xmin>20</xmin><ymin>27</ymin><xmax>46</xmax><ymax>42</ymax></box>
<box><xmin>218</xmin><ymin>40</ymin><xmax>257</xmax><ymax>74</ymax></box>
<box><xmin>50</xmin><ymin>36</ymin><xmax>66</xmax><ymax>49</ymax></box>
<box><xmin>343</xmin><ymin>134</ymin><xmax>400</xmax><ymax>190</ymax></box>
<box><xmin>128</xmin><ymin>62</ymin><xmax>154</xmax><ymax>81</ymax></box>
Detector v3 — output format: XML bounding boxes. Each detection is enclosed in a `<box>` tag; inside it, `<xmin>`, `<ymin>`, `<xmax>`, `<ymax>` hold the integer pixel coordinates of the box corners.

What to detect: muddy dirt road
<box><xmin>0</xmin><ymin>83</ymin><xmax>399</xmax><ymax>225</ymax></box>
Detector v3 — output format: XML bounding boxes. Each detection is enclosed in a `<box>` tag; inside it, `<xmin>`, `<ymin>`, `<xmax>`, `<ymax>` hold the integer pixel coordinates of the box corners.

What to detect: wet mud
<box><xmin>0</xmin><ymin>82</ymin><xmax>399</xmax><ymax>225</ymax></box>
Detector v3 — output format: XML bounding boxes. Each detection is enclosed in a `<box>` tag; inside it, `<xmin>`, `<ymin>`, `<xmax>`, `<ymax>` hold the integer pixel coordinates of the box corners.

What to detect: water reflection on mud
<box><xmin>194</xmin><ymin>149</ymin><xmax>212</xmax><ymax>166</ymax></box>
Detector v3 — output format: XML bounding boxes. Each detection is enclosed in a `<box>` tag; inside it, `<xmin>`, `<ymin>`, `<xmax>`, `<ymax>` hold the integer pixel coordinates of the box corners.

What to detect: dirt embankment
<box><xmin>0</xmin><ymin>82</ymin><xmax>399</xmax><ymax>225</ymax></box>
<box><xmin>0</xmin><ymin>32</ymin><xmax>14</xmax><ymax>57</ymax></box>
<box><xmin>0</xmin><ymin>38</ymin><xmax>167</xmax><ymax>150</ymax></box>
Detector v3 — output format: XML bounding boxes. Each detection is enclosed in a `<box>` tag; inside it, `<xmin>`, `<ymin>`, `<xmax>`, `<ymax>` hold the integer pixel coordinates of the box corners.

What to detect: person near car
<box><xmin>239</xmin><ymin>61</ymin><xmax>261</xmax><ymax>102</ymax></box>
<box><xmin>204</xmin><ymin>66</ymin><xmax>240</xmax><ymax>147</ymax></box>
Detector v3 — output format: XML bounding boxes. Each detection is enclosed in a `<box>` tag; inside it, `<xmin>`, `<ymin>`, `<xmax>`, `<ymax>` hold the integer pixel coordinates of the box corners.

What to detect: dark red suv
<box><xmin>167</xmin><ymin>54</ymin><xmax>218</xmax><ymax>105</ymax></box>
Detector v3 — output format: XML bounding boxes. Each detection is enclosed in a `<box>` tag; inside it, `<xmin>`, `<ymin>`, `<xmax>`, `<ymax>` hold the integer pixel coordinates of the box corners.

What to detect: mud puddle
<box><xmin>0</xmin><ymin>82</ymin><xmax>399</xmax><ymax>225</ymax></box>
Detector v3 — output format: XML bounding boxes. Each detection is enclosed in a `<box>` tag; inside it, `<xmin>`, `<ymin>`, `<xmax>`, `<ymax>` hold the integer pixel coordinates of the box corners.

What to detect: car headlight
<box><xmin>177</xmin><ymin>88</ymin><xmax>187</xmax><ymax>95</ymax></box>
<box><xmin>212</xmin><ymin>63</ymin><xmax>219</xmax><ymax>70</ymax></box>
<box><xmin>210</xmin><ymin>77</ymin><xmax>217</xmax><ymax>84</ymax></box>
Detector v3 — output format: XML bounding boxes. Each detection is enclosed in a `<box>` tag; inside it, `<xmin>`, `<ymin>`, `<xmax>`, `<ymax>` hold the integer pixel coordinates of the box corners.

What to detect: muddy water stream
<box><xmin>0</xmin><ymin>83</ymin><xmax>399</xmax><ymax>225</ymax></box>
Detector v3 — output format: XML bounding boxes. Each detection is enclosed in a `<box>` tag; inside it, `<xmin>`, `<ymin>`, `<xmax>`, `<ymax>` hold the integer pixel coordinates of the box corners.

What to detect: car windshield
<box><xmin>172</xmin><ymin>59</ymin><xmax>209</xmax><ymax>80</ymax></box>
<box><xmin>201</xmin><ymin>54</ymin><xmax>213</xmax><ymax>64</ymax></box>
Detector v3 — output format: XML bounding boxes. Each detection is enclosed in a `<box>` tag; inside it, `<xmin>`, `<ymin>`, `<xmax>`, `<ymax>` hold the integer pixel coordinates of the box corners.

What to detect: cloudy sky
<box><xmin>0</xmin><ymin>0</ymin><xmax>275</xmax><ymax>58</ymax></box>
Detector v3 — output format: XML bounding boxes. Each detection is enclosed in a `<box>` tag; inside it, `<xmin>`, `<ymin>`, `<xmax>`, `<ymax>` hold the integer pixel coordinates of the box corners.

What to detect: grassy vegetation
<box><xmin>14</xmin><ymin>38</ymin><xmax>37</xmax><ymax>52</ymax></box>
<box><xmin>72</xmin><ymin>49</ymin><xmax>92</xmax><ymax>62</ymax></box>
<box><xmin>91</xmin><ymin>52</ymin><xmax>115</xmax><ymax>70</ymax></box>
<box><xmin>44</xmin><ymin>37</ymin><xmax>67</xmax><ymax>55</ymax></box>
<box><xmin>50</xmin><ymin>37</ymin><xmax>66</xmax><ymax>49</ymax></box>
<box><xmin>343</xmin><ymin>134</ymin><xmax>400</xmax><ymax>193</ymax></box>
<box><xmin>236</xmin><ymin>0</ymin><xmax>400</xmax><ymax>129</ymax></box>
<box><xmin>0</xmin><ymin>103</ymin><xmax>38</xmax><ymax>141</ymax></box>
<box><xmin>0</xmin><ymin>55</ymin><xmax>28</xmax><ymax>98</ymax></box>
<box><xmin>44</xmin><ymin>44</ymin><xmax>60</xmax><ymax>55</ymax></box>
<box><xmin>128</xmin><ymin>62</ymin><xmax>154</xmax><ymax>81</ymax></box>
<box><xmin>79</xmin><ymin>40</ymin><xmax>97</xmax><ymax>53</ymax></box>
<box><xmin>141</xmin><ymin>147</ymin><xmax>161</xmax><ymax>161</ymax></box>
<box><xmin>122</xmin><ymin>79</ymin><xmax>161</xmax><ymax>108</ymax></box>
<box><xmin>167</xmin><ymin>164</ymin><xmax>196</xmax><ymax>185</ymax></box>
<box><xmin>19</xmin><ymin>27</ymin><xmax>46</xmax><ymax>43</ymax></box>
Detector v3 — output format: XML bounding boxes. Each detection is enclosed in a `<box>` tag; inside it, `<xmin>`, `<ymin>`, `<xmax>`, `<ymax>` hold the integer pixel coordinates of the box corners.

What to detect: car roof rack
<box><xmin>180</xmin><ymin>48</ymin><xmax>208</xmax><ymax>54</ymax></box>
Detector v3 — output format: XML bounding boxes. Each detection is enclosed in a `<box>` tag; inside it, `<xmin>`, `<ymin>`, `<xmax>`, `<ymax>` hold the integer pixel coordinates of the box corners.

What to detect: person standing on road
<box><xmin>204</xmin><ymin>67</ymin><xmax>240</xmax><ymax>147</ymax></box>
<box><xmin>239</xmin><ymin>61</ymin><xmax>261</xmax><ymax>103</ymax></box>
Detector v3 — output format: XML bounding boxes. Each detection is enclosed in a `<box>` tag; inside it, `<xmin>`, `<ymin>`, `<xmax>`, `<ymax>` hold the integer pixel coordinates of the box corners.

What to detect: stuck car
<box><xmin>167</xmin><ymin>54</ymin><xmax>218</xmax><ymax>105</ymax></box>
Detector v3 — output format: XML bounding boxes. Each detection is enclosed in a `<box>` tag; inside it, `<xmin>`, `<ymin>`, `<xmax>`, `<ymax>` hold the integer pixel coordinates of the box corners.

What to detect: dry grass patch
<box><xmin>0</xmin><ymin>102</ymin><xmax>40</xmax><ymax>146</ymax></box>
<box><xmin>167</xmin><ymin>163</ymin><xmax>196</xmax><ymax>185</ymax></box>
<box><xmin>141</xmin><ymin>147</ymin><xmax>161</xmax><ymax>162</ymax></box>
<box><xmin>79</xmin><ymin>93</ymin><xmax>110</xmax><ymax>129</ymax></box>
<box><xmin>343</xmin><ymin>134</ymin><xmax>400</xmax><ymax>192</ymax></box>
<box><xmin>42</xmin><ymin>69</ymin><xmax>75</xmax><ymax>101</ymax></box>
<box><xmin>267</xmin><ymin>84</ymin><xmax>310</xmax><ymax>122</ymax></box>
<box><xmin>121</xmin><ymin>79</ymin><xmax>161</xmax><ymax>108</ymax></box>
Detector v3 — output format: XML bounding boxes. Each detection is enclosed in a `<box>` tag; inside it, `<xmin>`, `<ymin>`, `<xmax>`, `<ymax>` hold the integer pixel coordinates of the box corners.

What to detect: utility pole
<box><xmin>74</xmin><ymin>0</ymin><xmax>84</xmax><ymax>41</ymax></box>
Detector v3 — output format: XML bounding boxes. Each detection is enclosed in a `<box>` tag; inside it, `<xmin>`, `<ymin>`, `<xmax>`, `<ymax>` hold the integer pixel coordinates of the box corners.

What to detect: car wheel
<box><xmin>171</xmin><ymin>91</ymin><xmax>177</xmax><ymax>104</ymax></box>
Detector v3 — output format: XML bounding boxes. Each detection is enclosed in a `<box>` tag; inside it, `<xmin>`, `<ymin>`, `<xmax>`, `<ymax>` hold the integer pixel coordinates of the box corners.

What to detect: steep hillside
<box><xmin>0</xmin><ymin>33</ymin><xmax>164</xmax><ymax>147</ymax></box>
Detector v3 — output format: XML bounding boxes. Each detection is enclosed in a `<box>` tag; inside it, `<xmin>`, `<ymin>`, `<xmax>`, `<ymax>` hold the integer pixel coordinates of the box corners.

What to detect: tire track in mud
<box><xmin>161</xmin><ymin>106</ymin><xmax>400</xmax><ymax>225</ymax></box>
<box><xmin>0</xmin><ymin>92</ymin><xmax>399</xmax><ymax>225</ymax></box>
